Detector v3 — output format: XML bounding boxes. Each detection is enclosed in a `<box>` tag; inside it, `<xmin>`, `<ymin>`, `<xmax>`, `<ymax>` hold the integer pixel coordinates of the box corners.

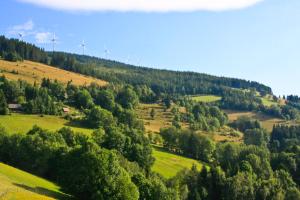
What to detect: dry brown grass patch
<box><xmin>0</xmin><ymin>60</ymin><xmax>107</xmax><ymax>86</ymax></box>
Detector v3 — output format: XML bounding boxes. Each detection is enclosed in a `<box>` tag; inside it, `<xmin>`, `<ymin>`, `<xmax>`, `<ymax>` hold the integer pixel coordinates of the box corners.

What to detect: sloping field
<box><xmin>260</xmin><ymin>95</ymin><xmax>279</xmax><ymax>107</ymax></box>
<box><xmin>152</xmin><ymin>147</ymin><xmax>203</xmax><ymax>178</ymax></box>
<box><xmin>225</xmin><ymin>109</ymin><xmax>286</xmax><ymax>132</ymax></box>
<box><xmin>137</xmin><ymin>104</ymin><xmax>241</xmax><ymax>142</ymax></box>
<box><xmin>0</xmin><ymin>163</ymin><xmax>69</xmax><ymax>200</ymax></box>
<box><xmin>0</xmin><ymin>60</ymin><xmax>107</xmax><ymax>86</ymax></box>
<box><xmin>0</xmin><ymin>113</ymin><xmax>93</xmax><ymax>135</ymax></box>
<box><xmin>136</xmin><ymin>104</ymin><xmax>173</xmax><ymax>133</ymax></box>
<box><xmin>136</xmin><ymin>103</ymin><xmax>188</xmax><ymax>133</ymax></box>
<box><xmin>189</xmin><ymin>95</ymin><xmax>221</xmax><ymax>103</ymax></box>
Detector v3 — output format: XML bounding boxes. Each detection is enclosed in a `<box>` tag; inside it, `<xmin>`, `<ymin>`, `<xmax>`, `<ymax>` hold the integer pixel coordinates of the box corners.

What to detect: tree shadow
<box><xmin>152</xmin><ymin>145</ymin><xmax>169</xmax><ymax>153</ymax></box>
<box><xmin>64</xmin><ymin>120</ymin><xmax>89</xmax><ymax>129</ymax></box>
<box><xmin>13</xmin><ymin>183</ymin><xmax>73</xmax><ymax>200</ymax></box>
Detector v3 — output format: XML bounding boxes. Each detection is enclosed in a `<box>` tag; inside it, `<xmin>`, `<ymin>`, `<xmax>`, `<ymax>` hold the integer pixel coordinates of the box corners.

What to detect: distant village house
<box><xmin>8</xmin><ymin>104</ymin><xmax>22</xmax><ymax>111</ymax></box>
<box><xmin>63</xmin><ymin>107</ymin><xmax>70</xmax><ymax>113</ymax></box>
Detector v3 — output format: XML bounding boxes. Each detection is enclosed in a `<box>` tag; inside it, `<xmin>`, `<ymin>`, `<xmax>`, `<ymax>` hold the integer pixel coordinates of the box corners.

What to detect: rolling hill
<box><xmin>48</xmin><ymin>51</ymin><xmax>272</xmax><ymax>96</ymax></box>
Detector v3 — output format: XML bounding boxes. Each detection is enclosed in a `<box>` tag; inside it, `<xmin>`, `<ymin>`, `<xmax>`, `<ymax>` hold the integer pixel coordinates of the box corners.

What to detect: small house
<box><xmin>63</xmin><ymin>107</ymin><xmax>70</xmax><ymax>113</ymax></box>
<box><xmin>8</xmin><ymin>104</ymin><xmax>22</xmax><ymax>111</ymax></box>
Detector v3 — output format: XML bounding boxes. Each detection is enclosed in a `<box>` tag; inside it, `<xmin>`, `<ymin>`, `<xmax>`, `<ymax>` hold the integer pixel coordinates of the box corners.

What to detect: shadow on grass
<box><xmin>63</xmin><ymin>120</ymin><xmax>90</xmax><ymax>129</ymax></box>
<box><xmin>152</xmin><ymin>145</ymin><xmax>207</xmax><ymax>165</ymax></box>
<box><xmin>152</xmin><ymin>145</ymin><xmax>172</xmax><ymax>153</ymax></box>
<box><xmin>13</xmin><ymin>183</ymin><xmax>73</xmax><ymax>200</ymax></box>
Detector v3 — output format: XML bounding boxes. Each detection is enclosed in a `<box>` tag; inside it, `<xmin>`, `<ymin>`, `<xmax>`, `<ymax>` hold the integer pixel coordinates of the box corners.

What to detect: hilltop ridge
<box><xmin>0</xmin><ymin>35</ymin><xmax>272</xmax><ymax>96</ymax></box>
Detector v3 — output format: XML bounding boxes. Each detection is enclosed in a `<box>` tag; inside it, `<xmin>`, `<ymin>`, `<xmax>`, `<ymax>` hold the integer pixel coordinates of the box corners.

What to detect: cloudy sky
<box><xmin>0</xmin><ymin>0</ymin><xmax>300</xmax><ymax>95</ymax></box>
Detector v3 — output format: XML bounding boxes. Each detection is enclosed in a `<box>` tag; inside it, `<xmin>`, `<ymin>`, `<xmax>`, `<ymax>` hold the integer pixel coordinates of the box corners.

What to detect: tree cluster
<box><xmin>0</xmin><ymin>36</ymin><xmax>48</xmax><ymax>63</ymax></box>
<box><xmin>160</xmin><ymin>127</ymin><xmax>216</xmax><ymax>162</ymax></box>
<box><xmin>0</xmin><ymin>77</ymin><xmax>64</xmax><ymax>115</ymax></box>
<box><xmin>0</xmin><ymin>127</ymin><xmax>139</xmax><ymax>199</ymax></box>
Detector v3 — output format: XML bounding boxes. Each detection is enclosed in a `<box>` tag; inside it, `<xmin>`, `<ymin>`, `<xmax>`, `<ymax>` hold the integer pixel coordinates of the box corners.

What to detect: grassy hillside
<box><xmin>190</xmin><ymin>95</ymin><xmax>222</xmax><ymax>103</ymax></box>
<box><xmin>137</xmin><ymin>103</ymin><xmax>173</xmax><ymax>133</ymax></box>
<box><xmin>260</xmin><ymin>95</ymin><xmax>279</xmax><ymax>107</ymax></box>
<box><xmin>152</xmin><ymin>147</ymin><xmax>203</xmax><ymax>178</ymax></box>
<box><xmin>137</xmin><ymin>103</ymin><xmax>241</xmax><ymax>143</ymax></box>
<box><xmin>225</xmin><ymin>109</ymin><xmax>290</xmax><ymax>132</ymax></box>
<box><xmin>0</xmin><ymin>113</ymin><xmax>93</xmax><ymax>134</ymax></box>
<box><xmin>137</xmin><ymin>103</ymin><xmax>188</xmax><ymax>133</ymax></box>
<box><xmin>208</xmin><ymin>126</ymin><xmax>243</xmax><ymax>143</ymax></box>
<box><xmin>0</xmin><ymin>163</ymin><xmax>69</xmax><ymax>200</ymax></box>
<box><xmin>0</xmin><ymin>60</ymin><xmax>107</xmax><ymax>86</ymax></box>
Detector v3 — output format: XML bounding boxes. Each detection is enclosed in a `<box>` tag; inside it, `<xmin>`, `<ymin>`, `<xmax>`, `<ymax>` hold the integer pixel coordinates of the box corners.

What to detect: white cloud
<box><xmin>7</xmin><ymin>20</ymin><xmax>57</xmax><ymax>44</ymax></box>
<box><xmin>18</xmin><ymin>0</ymin><xmax>264</xmax><ymax>12</ymax></box>
<box><xmin>35</xmin><ymin>32</ymin><xmax>52</xmax><ymax>43</ymax></box>
<box><xmin>7</xmin><ymin>20</ymin><xmax>34</xmax><ymax>36</ymax></box>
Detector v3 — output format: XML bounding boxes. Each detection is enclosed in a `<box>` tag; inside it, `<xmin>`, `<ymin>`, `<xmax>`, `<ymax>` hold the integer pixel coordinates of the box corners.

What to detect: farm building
<box><xmin>8</xmin><ymin>104</ymin><xmax>22</xmax><ymax>111</ymax></box>
<box><xmin>63</xmin><ymin>107</ymin><xmax>70</xmax><ymax>113</ymax></box>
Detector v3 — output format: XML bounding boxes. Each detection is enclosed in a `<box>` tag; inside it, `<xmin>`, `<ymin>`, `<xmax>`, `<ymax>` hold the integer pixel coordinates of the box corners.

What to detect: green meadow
<box><xmin>152</xmin><ymin>147</ymin><xmax>203</xmax><ymax>178</ymax></box>
<box><xmin>0</xmin><ymin>162</ymin><xmax>69</xmax><ymax>199</ymax></box>
<box><xmin>0</xmin><ymin>113</ymin><xmax>93</xmax><ymax>134</ymax></box>
<box><xmin>261</xmin><ymin>97</ymin><xmax>278</xmax><ymax>107</ymax></box>
<box><xmin>190</xmin><ymin>95</ymin><xmax>222</xmax><ymax>103</ymax></box>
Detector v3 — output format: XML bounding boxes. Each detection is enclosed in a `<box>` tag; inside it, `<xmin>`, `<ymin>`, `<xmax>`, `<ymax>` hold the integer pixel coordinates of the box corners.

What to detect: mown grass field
<box><xmin>189</xmin><ymin>95</ymin><xmax>222</xmax><ymax>103</ymax></box>
<box><xmin>0</xmin><ymin>113</ymin><xmax>93</xmax><ymax>135</ymax></box>
<box><xmin>152</xmin><ymin>147</ymin><xmax>203</xmax><ymax>178</ymax></box>
<box><xmin>0</xmin><ymin>60</ymin><xmax>107</xmax><ymax>86</ymax></box>
<box><xmin>0</xmin><ymin>163</ymin><xmax>69</xmax><ymax>200</ymax></box>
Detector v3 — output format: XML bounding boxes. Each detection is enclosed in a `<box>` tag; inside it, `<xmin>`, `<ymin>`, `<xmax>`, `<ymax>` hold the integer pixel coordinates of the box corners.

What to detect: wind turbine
<box><xmin>103</xmin><ymin>46</ymin><xmax>110</xmax><ymax>59</ymax></box>
<box><xmin>18</xmin><ymin>33</ymin><xmax>23</xmax><ymax>41</ymax></box>
<box><xmin>51</xmin><ymin>33</ymin><xmax>57</xmax><ymax>53</ymax></box>
<box><xmin>126</xmin><ymin>55</ymin><xmax>130</xmax><ymax>64</ymax></box>
<box><xmin>80</xmin><ymin>40</ymin><xmax>86</xmax><ymax>55</ymax></box>
<box><xmin>136</xmin><ymin>58</ymin><xmax>141</xmax><ymax>66</ymax></box>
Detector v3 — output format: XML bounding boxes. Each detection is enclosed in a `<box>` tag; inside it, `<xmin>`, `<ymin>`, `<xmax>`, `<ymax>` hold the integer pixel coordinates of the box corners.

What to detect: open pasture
<box><xmin>152</xmin><ymin>147</ymin><xmax>203</xmax><ymax>178</ymax></box>
<box><xmin>189</xmin><ymin>95</ymin><xmax>222</xmax><ymax>103</ymax></box>
<box><xmin>136</xmin><ymin>103</ymin><xmax>174</xmax><ymax>133</ymax></box>
<box><xmin>0</xmin><ymin>163</ymin><xmax>69</xmax><ymax>200</ymax></box>
<box><xmin>0</xmin><ymin>113</ymin><xmax>93</xmax><ymax>135</ymax></box>
<box><xmin>225</xmin><ymin>109</ymin><xmax>288</xmax><ymax>132</ymax></box>
<box><xmin>0</xmin><ymin>60</ymin><xmax>107</xmax><ymax>86</ymax></box>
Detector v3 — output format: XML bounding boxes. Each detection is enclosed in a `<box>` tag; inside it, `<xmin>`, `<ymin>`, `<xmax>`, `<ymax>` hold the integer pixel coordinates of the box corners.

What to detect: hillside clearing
<box><xmin>0</xmin><ymin>162</ymin><xmax>69</xmax><ymax>200</ymax></box>
<box><xmin>260</xmin><ymin>96</ymin><xmax>278</xmax><ymax>107</ymax></box>
<box><xmin>137</xmin><ymin>103</ymin><xmax>241</xmax><ymax>142</ymax></box>
<box><xmin>224</xmin><ymin>110</ymin><xmax>292</xmax><ymax>132</ymax></box>
<box><xmin>152</xmin><ymin>147</ymin><xmax>203</xmax><ymax>178</ymax></box>
<box><xmin>0</xmin><ymin>60</ymin><xmax>107</xmax><ymax>86</ymax></box>
<box><xmin>0</xmin><ymin>113</ymin><xmax>93</xmax><ymax>135</ymax></box>
<box><xmin>136</xmin><ymin>104</ymin><xmax>173</xmax><ymax>133</ymax></box>
<box><xmin>136</xmin><ymin>103</ymin><xmax>189</xmax><ymax>133</ymax></box>
<box><xmin>189</xmin><ymin>95</ymin><xmax>222</xmax><ymax>103</ymax></box>
<box><xmin>209</xmin><ymin>126</ymin><xmax>243</xmax><ymax>143</ymax></box>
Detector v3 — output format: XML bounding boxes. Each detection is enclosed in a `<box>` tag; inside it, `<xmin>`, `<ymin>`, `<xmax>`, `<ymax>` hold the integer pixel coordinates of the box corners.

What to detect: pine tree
<box><xmin>0</xmin><ymin>90</ymin><xmax>9</xmax><ymax>115</ymax></box>
<box><xmin>150</xmin><ymin>108</ymin><xmax>155</xmax><ymax>119</ymax></box>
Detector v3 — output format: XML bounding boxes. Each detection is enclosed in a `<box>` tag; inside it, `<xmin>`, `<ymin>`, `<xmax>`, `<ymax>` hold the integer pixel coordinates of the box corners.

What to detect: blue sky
<box><xmin>0</xmin><ymin>0</ymin><xmax>300</xmax><ymax>95</ymax></box>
